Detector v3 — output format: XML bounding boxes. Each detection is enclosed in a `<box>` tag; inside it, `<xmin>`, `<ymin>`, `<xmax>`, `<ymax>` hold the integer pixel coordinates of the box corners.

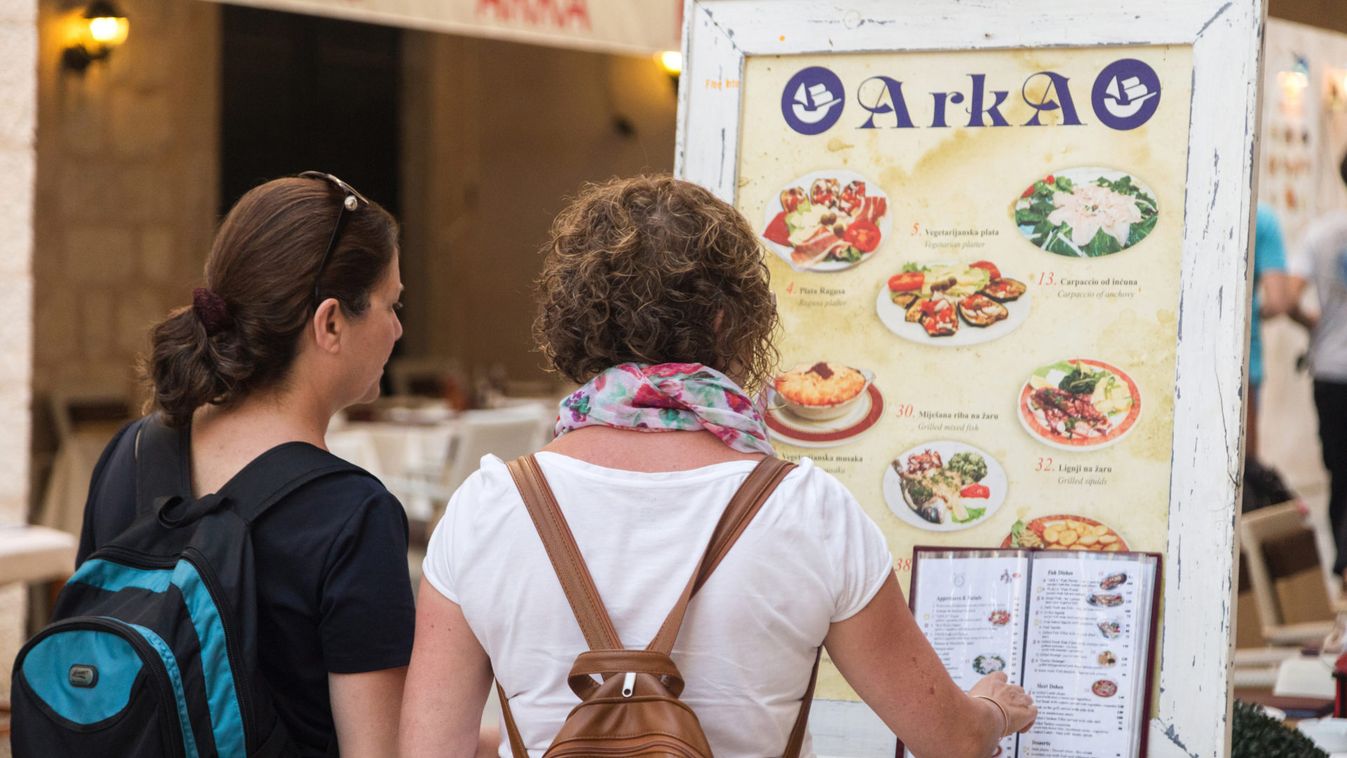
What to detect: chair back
<box><xmin>1239</xmin><ymin>502</ymin><xmax>1335</xmax><ymax>643</ymax></box>
<box><xmin>433</xmin><ymin>410</ymin><xmax>546</xmax><ymax>522</ymax></box>
<box><xmin>49</xmin><ymin>389</ymin><xmax>132</xmax><ymax>442</ymax></box>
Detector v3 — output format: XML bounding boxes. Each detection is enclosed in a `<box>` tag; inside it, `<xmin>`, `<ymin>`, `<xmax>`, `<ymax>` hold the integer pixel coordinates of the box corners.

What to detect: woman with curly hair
<box><xmin>400</xmin><ymin>175</ymin><xmax>1035</xmax><ymax>757</ymax></box>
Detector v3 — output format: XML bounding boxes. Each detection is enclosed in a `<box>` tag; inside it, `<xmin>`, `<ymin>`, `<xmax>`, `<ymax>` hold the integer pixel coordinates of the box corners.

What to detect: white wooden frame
<box><xmin>675</xmin><ymin>2</ymin><xmax>1266</xmax><ymax>756</ymax></box>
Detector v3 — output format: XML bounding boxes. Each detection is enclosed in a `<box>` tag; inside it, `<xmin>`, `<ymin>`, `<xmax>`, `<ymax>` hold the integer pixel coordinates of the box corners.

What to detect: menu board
<box><xmin>734</xmin><ymin>46</ymin><xmax>1192</xmax><ymax>698</ymax></box>
<box><xmin>904</xmin><ymin>548</ymin><xmax>1161</xmax><ymax>758</ymax></box>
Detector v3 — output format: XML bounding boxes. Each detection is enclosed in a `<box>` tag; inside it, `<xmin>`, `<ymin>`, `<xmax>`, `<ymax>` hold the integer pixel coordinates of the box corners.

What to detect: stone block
<box><xmin>0</xmin><ymin>583</ymin><xmax>28</xmax><ymax>704</ymax></box>
<box><xmin>0</xmin><ymin>276</ymin><xmax>30</xmax><ymax>390</ymax></box>
<box><xmin>0</xmin><ymin>148</ymin><xmax>34</xmax><ymax>276</ymax></box>
<box><xmin>56</xmin><ymin>83</ymin><xmax>110</xmax><ymax>159</ymax></box>
<box><xmin>0</xmin><ymin>0</ymin><xmax>36</xmax><ymax>24</ymax></box>
<box><xmin>33</xmin><ymin>284</ymin><xmax>76</xmax><ymax>363</ymax></box>
<box><xmin>140</xmin><ymin>226</ymin><xmax>174</xmax><ymax>282</ymax></box>
<box><xmin>64</xmin><ymin>225</ymin><xmax>134</xmax><ymax>284</ymax></box>
<box><xmin>0</xmin><ymin>22</ymin><xmax>36</xmax><ymax>151</ymax></box>
<box><xmin>120</xmin><ymin>163</ymin><xmax>179</xmax><ymax>223</ymax></box>
<box><xmin>59</xmin><ymin>163</ymin><xmax>121</xmax><ymax>223</ymax></box>
<box><xmin>116</xmin><ymin>289</ymin><xmax>161</xmax><ymax>354</ymax></box>
<box><xmin>0</xmin><ymin>385</ymin><xmax>30</xmax><ymax>504</ymax></box>
<box><xmin>110</xmin><ymin>89</ymin><xmax>172</xmax><ymax>158</ymax></box>
<box><xmin>80</xmin><ymin>288</ymin><xmax>113</xmax><ymax>358</ymax></box>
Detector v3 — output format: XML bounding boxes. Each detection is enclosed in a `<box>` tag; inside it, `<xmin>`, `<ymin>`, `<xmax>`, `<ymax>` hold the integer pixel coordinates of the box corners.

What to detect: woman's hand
<box><xmin>969</xmin><ymin>672</ymin><xmax>1037</xmax><ymax>735</ymax></box>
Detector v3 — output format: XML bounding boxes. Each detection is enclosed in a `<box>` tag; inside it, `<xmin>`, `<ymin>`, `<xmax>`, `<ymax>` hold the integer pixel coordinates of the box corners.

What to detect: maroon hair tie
<box><xmin>192</xmin><ymin>287</ymin><xmax>232</xmax><ymax>336</ymax></box>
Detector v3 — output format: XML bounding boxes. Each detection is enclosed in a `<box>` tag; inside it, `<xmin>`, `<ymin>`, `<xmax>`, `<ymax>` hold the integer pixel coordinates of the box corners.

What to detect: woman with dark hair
<box><xmin>400</xmin><ymin>175</ymin><xmax>1035</xmax><ymax>757</ymax></box>
<box><xmin>75</xmin><ymin>173</ymin><xmax>414</xmax><ymax>756</ymax></box>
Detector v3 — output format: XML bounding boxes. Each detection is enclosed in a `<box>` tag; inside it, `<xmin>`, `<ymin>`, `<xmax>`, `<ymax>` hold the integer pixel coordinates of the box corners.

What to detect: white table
<box><xmin>0</xmin><ymin>525</ymin><xmax>78</xmax><ymax>585</ymax></box>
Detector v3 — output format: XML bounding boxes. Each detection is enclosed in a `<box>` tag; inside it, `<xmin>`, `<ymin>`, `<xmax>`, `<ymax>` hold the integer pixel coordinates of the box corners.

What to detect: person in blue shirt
<box><xmin>1247</xmin><ymin>204</ymin><xmax>1295</xmax><ymax>463</ymax></box>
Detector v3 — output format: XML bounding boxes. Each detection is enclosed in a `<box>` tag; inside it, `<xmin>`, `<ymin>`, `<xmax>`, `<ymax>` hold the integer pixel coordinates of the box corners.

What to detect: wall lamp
<box><xmin>655</xmin><ymin>50</ymin><xmax>682</xmax><ymax>92</ymax></box>
<box><xmin>62</xmin><ymin>0</ymin><xmax>130</xmax><ymax>74</ymax></box>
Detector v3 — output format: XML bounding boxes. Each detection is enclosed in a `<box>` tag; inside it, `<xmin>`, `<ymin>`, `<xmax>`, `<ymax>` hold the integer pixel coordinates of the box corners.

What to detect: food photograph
<box><xmin>1087</xmin><ymin>593</ymin><xmax>1125</xmax><ymax>608</ymax></box>
<box><xmin>882</xmin><ymin>442</ymin><xmax>1007</xmax><ymax>531</ymax></box>
<box><xmin>1018</xmin><ymin>359</ymin><xmax>1141</xmax><ymax>450</ymax></box>
<box><xmin>972</xmin><ymin>654</ymin><xmax>1007</xmax><ymax>675</ymax></box>
<box><xmin>764</xmin><ymin>361</ymin><xmax>884</xmax><ymax>447</ymax></box>
<box><xmin>875</xmin><ymin>260</ymin><xmax>1031</xmax><ymax>346</ymax></box>
<box><xmin>1091</xmin><ymin>679</ymin><xmax>1119</xmax><ymax>698</ymax></box>
<box><xmin>1013</xmin><ymin>167</ymin><xmax>1159</xmax><ymax>258</ymax></box>
<box><xmin>761</xmin><ymin>169</ymin><xmax>891</xmax><ymax>272</ymax></box>
<box><xmin>1002</xmin><ymin>515</ymin><xmax>1128</xmax><ymax>552</ymax></box>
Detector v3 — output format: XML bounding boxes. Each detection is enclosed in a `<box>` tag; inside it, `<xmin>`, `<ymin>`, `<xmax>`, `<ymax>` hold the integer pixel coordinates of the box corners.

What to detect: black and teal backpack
<box><xmin>11</xmin><ymin>416</ymin><xmax>365</xmax><ymax>757</ymax></box>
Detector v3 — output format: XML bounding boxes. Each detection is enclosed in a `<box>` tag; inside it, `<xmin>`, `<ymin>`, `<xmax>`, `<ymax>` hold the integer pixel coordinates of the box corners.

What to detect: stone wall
<box><xmin>1</xmin><ymin>0</ymin><xmax>36</xmax><ymax>724</ymax></box>
<box><xmin>31</xmin><ymin>0</ymin><xmax>219</xmax><ymax>465</ymax></box>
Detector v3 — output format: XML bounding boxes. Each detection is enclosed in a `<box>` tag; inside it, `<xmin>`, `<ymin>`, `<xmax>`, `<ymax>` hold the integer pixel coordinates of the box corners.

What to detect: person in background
<box><xmin>399</xmin><ymin>175</ymin><xmax>1035</xmax><ymax>757</ymax></box>
<box><xmin>1289</xmin><ymin>153</ymin><xmax>1347</xmax><ymax>583</ymax></box>
<box><xmin>76</xmin><ymin>173</ymin><xmax>414</xmax><ymax>755</ymax></box>
<box><xmin>1247</xmin><ymin>203</ymin><xmax>1295</xmax><ymax>464</ymax></box>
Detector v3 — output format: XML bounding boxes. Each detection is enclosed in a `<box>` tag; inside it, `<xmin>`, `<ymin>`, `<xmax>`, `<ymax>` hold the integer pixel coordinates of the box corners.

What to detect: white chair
<box><xmin>1233</xmin><ymin>502</ymin><xmax>1339</xmax><ymax>685</ymax></box>
<box><xmin>392</xmin><ymin>409</ymin><xmax>546</xmax><ymax>526</ymax></box>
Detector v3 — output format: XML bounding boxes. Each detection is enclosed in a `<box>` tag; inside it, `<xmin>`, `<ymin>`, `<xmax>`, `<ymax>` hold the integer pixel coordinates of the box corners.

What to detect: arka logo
<box><xmin>781</xmin><ymin>59</ymin><xmax>1162</xmax><ymax>135</ymax></box>
<box><xmin>475</xmin><ymin>0</ymin><xmax>592</xmax><ymax>29</ymax></box>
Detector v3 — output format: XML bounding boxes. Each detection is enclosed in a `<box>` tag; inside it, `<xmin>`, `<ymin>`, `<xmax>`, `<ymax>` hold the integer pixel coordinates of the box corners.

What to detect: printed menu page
<box><xmin>733</xmin><ymin>44</ymin><xmax>1191</xmax><ymax>702</ymax></box>
<box><xmin>1019</xmin><ymin>552</ymin><xmax>1158</xmax><ymax>758</ymax></box>
<box><xmin>905</xmin><ymin>549</ymin><xmax>1160</xmax><ymax>758</ymax></box>
<box><xmin>906</xmin><ymin>550</ymin><xmax>1032</xmax><ymax>758</ymax></box>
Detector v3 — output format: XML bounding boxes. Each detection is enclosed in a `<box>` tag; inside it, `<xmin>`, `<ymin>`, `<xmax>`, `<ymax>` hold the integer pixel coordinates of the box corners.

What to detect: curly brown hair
<box><xmin>534</xmin><ymin>175</ymin><xmax>779</xmax><ymax>393</ymax></box>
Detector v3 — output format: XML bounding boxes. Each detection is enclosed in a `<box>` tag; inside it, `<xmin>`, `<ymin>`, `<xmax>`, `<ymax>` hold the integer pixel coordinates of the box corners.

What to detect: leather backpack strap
<box><xmin>647</xmin><ymin>457</ymin><xmax>796</xmax><ymax>654</ymax></box>
<box><xmin>497</xmin><ymin>680</ymin><xmax>528</xmax><ymax>758</ymax></box>
<box><xmin>505</xmin><ymin>455</ymin><xmax>623</xmax><ymax>650</ymax></box>
<box><xmin>784</xmin><ymin>648</ymin><xmax>822</xmax><ymax>758</ymax></box>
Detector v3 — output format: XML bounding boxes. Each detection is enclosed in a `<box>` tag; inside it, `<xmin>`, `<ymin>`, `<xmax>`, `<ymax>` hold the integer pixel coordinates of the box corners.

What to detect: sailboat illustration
<box><xmin>792</xmin><ymin>81</ymin><xmax>842</xmax><ymax>124</ymax></box>
<box><xmin>1102</xmin><ymin>75</ymin><xmax>1158</xmax><ymax>118</ymax></box>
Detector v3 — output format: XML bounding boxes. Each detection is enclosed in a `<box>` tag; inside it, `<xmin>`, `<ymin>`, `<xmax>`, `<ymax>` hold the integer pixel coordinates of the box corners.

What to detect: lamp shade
<box><xmin>83</xmin><ymin>0</ymin><xmax>128</xmax><ymax>47</ymax></box>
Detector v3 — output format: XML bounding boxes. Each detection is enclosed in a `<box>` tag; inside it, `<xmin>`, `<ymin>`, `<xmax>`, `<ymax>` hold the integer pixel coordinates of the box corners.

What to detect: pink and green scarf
<box><xmin>556</xmin><ymin>363</ymin><xmax>774</xmax><ymax>455</ymax></box>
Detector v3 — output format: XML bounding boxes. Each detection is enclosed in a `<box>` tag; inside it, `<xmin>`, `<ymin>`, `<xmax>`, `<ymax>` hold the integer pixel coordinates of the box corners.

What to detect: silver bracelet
<box><xmin>973</xmin><ymin>694</ymin><xmax>1010</xmax><ymax>737</ymax></box>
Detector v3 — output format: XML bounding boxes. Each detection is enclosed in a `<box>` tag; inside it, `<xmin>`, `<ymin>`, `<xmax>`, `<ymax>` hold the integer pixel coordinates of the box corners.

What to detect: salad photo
<box><xmin>1018</xmin><ymin>358</ymin><xmax>1141</xmax><ymax>450</ymax></box>
<box><xmin>1013</xmin><ymin>167</ymin><xmax>1159</xmax><ymax>257</ymax></box>
<box><xmin>875</xmin><ymin>260</ymin><xmax>1030</xmax><ymax>346</ymax></box>
<box><xmin>761</xmin><ymin>169</ymin><xmax>890</xmax><ymax>272</ymax></box>
<box><xmin>972</xmin><ymin>655</ymin><xmax>1006</xmax><ymax>675</ymax></box>
<box><xmin>882</xmin><ymin>442</ymin><xmax>1007</xmax><ymax>531</ymax></box>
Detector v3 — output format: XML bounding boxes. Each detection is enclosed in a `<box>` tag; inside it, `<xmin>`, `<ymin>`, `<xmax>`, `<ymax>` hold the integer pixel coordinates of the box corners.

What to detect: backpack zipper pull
<box><xmin>622</xmin><ymin>672</ymin><xmax>636</xmax><ymax>697</ymax></box>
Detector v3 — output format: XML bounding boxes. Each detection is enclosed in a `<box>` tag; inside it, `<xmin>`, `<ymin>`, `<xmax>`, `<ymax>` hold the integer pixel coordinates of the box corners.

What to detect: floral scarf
<box><xmin>556</xmin><ymin>363</ymin><xmax>774</xmax><ymax>455</ymax></box>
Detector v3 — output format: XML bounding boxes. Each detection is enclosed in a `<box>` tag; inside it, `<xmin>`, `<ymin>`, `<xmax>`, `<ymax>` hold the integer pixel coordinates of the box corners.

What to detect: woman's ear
<box><xmin>311</xmin><ymin>297</ymin><xmax>345</xmax><ymax>353</ymax></box>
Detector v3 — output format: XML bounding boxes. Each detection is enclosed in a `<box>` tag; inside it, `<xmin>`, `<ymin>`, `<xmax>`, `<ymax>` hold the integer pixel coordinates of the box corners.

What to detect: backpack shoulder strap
<box><xmin>134</xmin><ymin>415</ymin><xmax>192</xmax><ymax>517</ymax></box>
<box><xmin>217</xmin><ymin>443</ymin><xmax>370</xmax><ymax>525</ymax></box>
<box><xmin>646</xmin><ymin>457</ymin><xmax>795</xmax><ymax>654</ymax></box>
<box><xmin>135</xmin><ymin>414</ymin><xmax>369</xmax><ymax>526</ymax></box>
<box><xmin>505</xmin><ymin>455</ymin><xmax>623</xmax><ymax>650</ymax></box>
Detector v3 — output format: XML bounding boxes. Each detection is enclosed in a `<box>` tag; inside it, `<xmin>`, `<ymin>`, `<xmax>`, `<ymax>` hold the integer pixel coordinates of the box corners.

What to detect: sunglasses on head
<box><xmin>299</xmin><ymin>171</ymin><xmax>370</xmax><ymax>307</ymax></box>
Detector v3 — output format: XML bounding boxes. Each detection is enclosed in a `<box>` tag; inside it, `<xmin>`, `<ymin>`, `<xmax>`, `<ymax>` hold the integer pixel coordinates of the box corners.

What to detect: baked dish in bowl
<box><xmin>772</xmin><ymin>362</ymin><xmax>872</xmax><ymax>421</ymax></box>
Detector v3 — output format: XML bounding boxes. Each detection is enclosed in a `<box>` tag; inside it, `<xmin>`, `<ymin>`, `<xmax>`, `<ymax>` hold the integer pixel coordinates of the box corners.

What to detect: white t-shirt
<box><xmin>1292</xmin><ymin>211</ymin><xmax>1347</xmax><ymax>382</ymax></box>
<box><xmin>422</xmin><ymin>452</ymin><xmax>892</xmax><ymax>758</ymax></box>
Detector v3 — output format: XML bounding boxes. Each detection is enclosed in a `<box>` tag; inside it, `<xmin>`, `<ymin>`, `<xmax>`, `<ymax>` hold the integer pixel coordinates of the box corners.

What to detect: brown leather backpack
<box><xmin>500</xmin><ymin>455</ymin><xmax>819</xmax><ymax>758</ymax></box>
